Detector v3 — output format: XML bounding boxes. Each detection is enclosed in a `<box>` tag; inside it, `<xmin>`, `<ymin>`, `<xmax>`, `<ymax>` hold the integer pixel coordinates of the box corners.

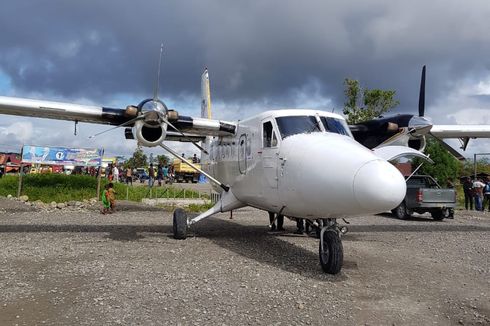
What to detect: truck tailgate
<box><xmin>421</xmin><ymin>189</ymin><xmax>455</xmax><ymax>204</ymax></box>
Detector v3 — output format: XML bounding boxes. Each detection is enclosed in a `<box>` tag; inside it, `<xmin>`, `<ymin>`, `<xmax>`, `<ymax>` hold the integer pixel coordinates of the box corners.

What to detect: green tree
<box><xmin>125</xmin><ymin>147</ymin><xmax>147</xmax><ymax>168</ymax></box>
<box><xmin>156</xmin><ymin>154</ymin><xmax>171</xmax><ymax>166</ymax></box>
<box><xmin>412</xmin><ymin>139</ymin><xmax>459</xmax><ymax>186</ymax></box>
<box><xmin>459</xmin><ymin>157</ymin><xmax>490</xmax><ymax>178</ymax></box>
<box><xmin>342</xmin><ymin>78</ymin><xmax>400</xmax><ymax>124</ymax></box>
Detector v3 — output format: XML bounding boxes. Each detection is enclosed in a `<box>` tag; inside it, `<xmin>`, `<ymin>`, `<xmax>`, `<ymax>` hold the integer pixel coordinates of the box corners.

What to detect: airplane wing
<box><xmin>0</xmin><ymin>95</ymin><xmax>126</xmax><ymax>125</ymax></box>
<box><xmin>0</xmin><ymin>95</ymin><xmax>236</xmax><ymax>137</ymax></box>
<box><xmin>430</xmin><ymin>125</ymin><xmax>490</xmax><ymax>138</ymax></box>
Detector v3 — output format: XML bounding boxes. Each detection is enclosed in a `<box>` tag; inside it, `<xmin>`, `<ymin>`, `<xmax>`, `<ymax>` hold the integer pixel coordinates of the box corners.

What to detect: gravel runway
<box><xmin>0</xmin><ymin>198</ymin><xmax>489</xmax><ymax>325</ymax></box>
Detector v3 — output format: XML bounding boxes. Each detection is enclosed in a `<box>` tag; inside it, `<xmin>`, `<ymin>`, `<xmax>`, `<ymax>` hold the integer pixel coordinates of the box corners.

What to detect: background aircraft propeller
<box><xmin>418</xmin><ymin>65</ymin><xmax>426</xmax><ymax>117</ymax></box>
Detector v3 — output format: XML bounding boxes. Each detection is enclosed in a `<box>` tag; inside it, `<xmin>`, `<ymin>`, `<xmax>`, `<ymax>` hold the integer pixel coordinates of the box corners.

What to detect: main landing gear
<box><xmin>173</xmin><ymin>208</ymin><xmax>188</xmax><ymax>239</ymax></box>
<box><xmin>173</xmin><ymin>209</ymin><xmax>345</xmax><ymax>275</ymax></box>
<box><xmin>318</xmin><ymin>219</ymin><xmax>344</xmax><ymax>274</ymax></box>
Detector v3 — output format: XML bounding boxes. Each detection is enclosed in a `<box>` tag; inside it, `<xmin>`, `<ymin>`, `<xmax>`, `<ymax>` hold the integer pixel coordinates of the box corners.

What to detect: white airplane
<box><xmin>0</xmin><ymin>66</ymin><xmax>489</xmax><ymax>274</ymax></box>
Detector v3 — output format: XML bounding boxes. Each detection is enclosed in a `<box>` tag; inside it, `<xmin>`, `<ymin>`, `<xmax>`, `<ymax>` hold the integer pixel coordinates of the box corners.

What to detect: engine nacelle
<box><xmin>134</xmin><ymin>120</ymin><xmax>167</xmax><ymax>147</ymax></box>
<box><xmin>408</xmin><ymin>135</ymin><xmax>427</xmax><ymax>152</ymax></box>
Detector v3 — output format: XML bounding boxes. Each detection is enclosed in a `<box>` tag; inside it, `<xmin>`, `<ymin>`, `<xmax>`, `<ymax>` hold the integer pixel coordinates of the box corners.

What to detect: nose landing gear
<box><xmin>318</xmin><ymin>219</ymin><xmax>344</xmax><ymax>274</ymax></box>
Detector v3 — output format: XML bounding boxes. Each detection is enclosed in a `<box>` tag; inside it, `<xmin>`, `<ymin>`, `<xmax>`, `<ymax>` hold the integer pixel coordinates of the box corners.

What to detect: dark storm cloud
<box><xmin>1</xmin><ymin>0</ymin><xmax>490</xmax><ymax>114</ymax></box>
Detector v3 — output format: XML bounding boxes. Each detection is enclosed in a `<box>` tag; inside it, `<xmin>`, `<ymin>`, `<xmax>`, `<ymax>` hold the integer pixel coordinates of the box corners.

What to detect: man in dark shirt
<box><xmin>463</xmin><ymin>177</ymin><xmax>473</xmax><ymax>210</ymax></box>
<box><xmin>149</xmin><ymin>164</ymin><xmax>155</xmax><ymax>187</ymax></box>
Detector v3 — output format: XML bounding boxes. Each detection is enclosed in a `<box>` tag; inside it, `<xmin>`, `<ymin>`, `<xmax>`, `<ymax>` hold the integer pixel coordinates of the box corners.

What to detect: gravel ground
<box><xmin>0</xmin><ymin>198</ymin><xmax>489</xmax><ymax>325</ymax></box>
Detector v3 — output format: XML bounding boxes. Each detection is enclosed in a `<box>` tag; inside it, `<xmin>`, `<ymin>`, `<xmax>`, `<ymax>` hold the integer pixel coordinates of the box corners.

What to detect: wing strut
<box><xmin>158</xmin><ymin>143</ymin><xmax>229</xmax><ymax>192</ymax></box>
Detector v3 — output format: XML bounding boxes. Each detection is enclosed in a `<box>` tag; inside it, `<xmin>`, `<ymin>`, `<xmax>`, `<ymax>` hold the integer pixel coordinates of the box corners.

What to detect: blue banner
<box><xmin>21</xmin><ymin>145</ymin><xmax>103</xmax><ymax>166</ymax></box>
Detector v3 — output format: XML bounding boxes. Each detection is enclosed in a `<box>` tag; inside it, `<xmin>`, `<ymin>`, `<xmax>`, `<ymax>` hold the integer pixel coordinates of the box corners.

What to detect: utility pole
<box><xmin>473</xmin><ymin>152</ymin><xmax>490</xmax><ymax>180</ymax></box>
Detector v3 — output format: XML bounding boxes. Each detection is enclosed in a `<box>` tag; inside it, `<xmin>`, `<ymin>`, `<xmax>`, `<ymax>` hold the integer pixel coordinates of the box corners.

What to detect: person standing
<box><xmin>106</xmin><ymin>163</ymin><xmax>113</xmax><ymax>181</ymax></box>
<box><xmin>484</xmin><ymin>178</ymin><xmax>490</xmax><ymax>211</ymax></box>
<box><xmin>463</xmin><ymin>177</ymin><xmax>473</xmax><ymax>210</ymax></box>
<box><xmin>268</xmin><ymin>212</ymin><xmax>284</xmax><ymax>232</ymax></box>
<box><xmin>148</xmin><ymin>163</ymin><xmax>155</xmax><ymax>187</ymax></box>
<box><xmin>125</xmin><ymin>167</ymin><xmax>133</xmax><ymax>185</ymax></box>
<box><xmin>473</xmin><ymin>178</ymin><xmax>486</xmax><ymax>211</ymax></box>
<box><xmin>112</xmin><ymin>164</ymin><xmax>119</xmax><ymax>183</ymax></box>
<box><xmin>157</xmin><ymin>164</ymin><xmax>164</xmax><ymax>186</ymax></box>
<box><xmin>163</xmin><ymin>165</ymin><xmax>169</xmax><ymax>183</ymax></box>
<box><xmin>295</xmin><ymin>218</ymin><xmax>305</xmax><ymax>234</ymax></box>
<box><xmin>101</xmin><ymin>184</ymin><xmax>111</xmax><ymax>214</ymax></box>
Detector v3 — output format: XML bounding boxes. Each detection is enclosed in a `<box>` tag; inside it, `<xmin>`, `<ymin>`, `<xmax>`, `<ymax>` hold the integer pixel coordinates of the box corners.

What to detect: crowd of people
<box><xmin>104</xmin><ymin>162</ymin><xmax>173</xmax><ymax>185</ymax></box>
<box><xmin>462</xmin><ymin>176</ymin><xmax>490</xmax><ymax>211</ymax></box>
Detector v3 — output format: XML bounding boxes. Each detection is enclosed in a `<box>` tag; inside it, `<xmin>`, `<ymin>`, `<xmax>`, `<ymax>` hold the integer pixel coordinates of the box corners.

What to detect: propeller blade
<box><xmin>429</xmin><ymin>134</ymin><xmax>466</xmax><ymax>161</ymax></box>
<box><xmin>418</xmin><ymin>65</ymin><xmax>426</xmax><ymax>117</ymax></box>
<box><xmin>161</xmin><ymin>116</ymin><xmax>209</xmax><ymax>155</ymax></box>
<box><xmin>88</xmin><ymin>115</ymin><xmax>143</xmax><ymax>139</ymax></box>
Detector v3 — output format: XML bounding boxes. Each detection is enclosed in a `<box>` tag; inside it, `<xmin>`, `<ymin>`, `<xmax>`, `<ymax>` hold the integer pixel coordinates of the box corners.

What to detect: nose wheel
<box><xmin>319</xmin><ymin>226</ymin><xmax>343</xmax><ymax>274</ymax></box>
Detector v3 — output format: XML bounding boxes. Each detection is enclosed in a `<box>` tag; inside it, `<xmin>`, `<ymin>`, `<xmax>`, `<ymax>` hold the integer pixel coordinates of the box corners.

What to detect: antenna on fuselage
<box><xmin>153</xmin><ymin>43</ymin><xmax>164</xmax><ymax>101</ymax></box>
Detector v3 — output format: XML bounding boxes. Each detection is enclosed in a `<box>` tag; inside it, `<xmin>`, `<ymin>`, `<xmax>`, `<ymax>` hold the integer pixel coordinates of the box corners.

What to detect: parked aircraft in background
<box><xmin>0</xmin><ymin>65</ymin><xmax>488</xmax><ymax>274</ymax></box>
<box><xmin>351</xmin><ymin>66</ymin><xmax>490</xmax><ymax>160</ymax></box>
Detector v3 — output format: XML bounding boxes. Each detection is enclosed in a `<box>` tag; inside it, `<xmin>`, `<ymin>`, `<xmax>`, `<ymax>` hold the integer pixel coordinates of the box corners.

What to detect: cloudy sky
<box><xmin>0</xmin><ymin>0</ymin><xmax>490</xmax><ymax>158</ymax></box>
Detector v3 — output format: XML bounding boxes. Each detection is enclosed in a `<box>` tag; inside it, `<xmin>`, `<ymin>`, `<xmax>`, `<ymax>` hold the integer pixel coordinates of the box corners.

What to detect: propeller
<box><xmin>417</xmin><ymin>65</ymin><xmax>464</xmax><ymax>160</ymax></box>
<box><xmin>418</xmin><ymin>65</ymin><xmax>426</xmax><ymax>117</ymax></box>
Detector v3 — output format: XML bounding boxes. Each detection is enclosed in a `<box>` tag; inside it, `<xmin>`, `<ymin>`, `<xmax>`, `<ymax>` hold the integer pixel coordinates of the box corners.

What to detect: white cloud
<box><xmin>0</xmin><ymin>121</ymin><xmax>33</xmax><ymax>143</ymax></box>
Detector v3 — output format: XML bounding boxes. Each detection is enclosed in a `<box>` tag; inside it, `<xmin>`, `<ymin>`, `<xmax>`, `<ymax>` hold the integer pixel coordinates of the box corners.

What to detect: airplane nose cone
<box><xmin>353</xmin><ymin>160</ymin><xmax>406</xmax><ymax>212</ymax></box>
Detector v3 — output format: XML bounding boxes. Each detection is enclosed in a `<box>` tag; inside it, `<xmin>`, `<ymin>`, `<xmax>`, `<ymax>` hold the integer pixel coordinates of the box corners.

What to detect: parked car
<box><xmin>392</xmin><ymin>175</ymin><xmax>456</xmax><ymax>220</ymax></box>
<box><xmin>132</xmin><ymin>168</ymin><xmax>150</xmax><ymax>183</ymax></box>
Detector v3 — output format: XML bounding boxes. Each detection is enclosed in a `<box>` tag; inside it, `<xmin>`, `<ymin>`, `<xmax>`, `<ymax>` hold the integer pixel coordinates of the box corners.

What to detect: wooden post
<box><xmin>17</xmin><ymin>164</ymin><xmax>24</xmax><ymax>198</ymax></box>
<box><xmin>96</xmin><ymin>149</ymin><xmax>104</xmax><ymax>200</ymax></box>
<box><xmin>96</xmin><ymin>165</ymin><xmax>102</xmax><ymax>200</ymax></box>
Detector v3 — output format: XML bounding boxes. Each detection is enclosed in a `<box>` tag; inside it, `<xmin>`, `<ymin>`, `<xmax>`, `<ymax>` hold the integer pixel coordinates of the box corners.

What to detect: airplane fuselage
<box><xmin>201</xmin><ymin>109</ymin><xmax>406</xmax><ymax>219</ymax></box>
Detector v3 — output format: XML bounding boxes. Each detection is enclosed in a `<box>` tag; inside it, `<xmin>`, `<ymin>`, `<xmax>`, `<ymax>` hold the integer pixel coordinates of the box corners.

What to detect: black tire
<box><xmin>173</xmin><ymin>208</ymin><xmax>188</xmax><ymax>239</ymax></box>
<box><xmin>319</xmin><ymin>230</ymin><xmax>343</xmax><ymax>274</ymax></box>
<box><xmin>393</xmin><ymin>202</ymin><xmax>410</xmax><ymax>220</ymax></box>
<box><xmin>431</xmin><ymin>208</ymin><xmax>449</xmax><ymax>221</ymax></box>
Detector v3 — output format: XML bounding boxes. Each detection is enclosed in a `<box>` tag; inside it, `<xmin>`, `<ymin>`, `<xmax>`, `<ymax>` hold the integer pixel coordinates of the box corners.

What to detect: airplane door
<box><xmin>261</xmin><ymin>120</ymin><xmax>279</xmax><ymax>189</ymax></box>
<box><xmin>238</xmin><ymin>134</ymin><xmax>247</xmax><ymax>174</ymax></box>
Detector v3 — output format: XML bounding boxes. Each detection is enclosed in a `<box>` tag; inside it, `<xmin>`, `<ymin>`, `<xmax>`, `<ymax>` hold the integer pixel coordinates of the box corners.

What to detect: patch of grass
<box><xmin>0</xmin><ymin>174</ymin><xmax>98</xmax><ymax>202</ymax></box>
<box><xmin>0</xmin><ymin>174</ymin><xmax>207</xmax><ymax>203</ymax></box>
<box><xmin>156</xmin><ymin>202</ymin><xmax>214</xmax><ymax>213</ymax></box>
<box><xmin>187</xmin><ymin>203</ymin><xmax>214</xmax><ymax>212</ymax></box>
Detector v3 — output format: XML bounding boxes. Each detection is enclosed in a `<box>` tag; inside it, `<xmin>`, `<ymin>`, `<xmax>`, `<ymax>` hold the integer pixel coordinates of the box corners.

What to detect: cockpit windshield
<box><xmin>275</xmin><ymin>115</ymin><xmax>352</xmax><ymax>139</ymax></box>
<box><xmin>320</xmin><ymin>116</ymin><xmax>351</xmax><ymax>136</ymax></box>
<box><xmin>275</xmin><ymin>116</ymin><xmax>320</xmax><ymax>139</ymax></box>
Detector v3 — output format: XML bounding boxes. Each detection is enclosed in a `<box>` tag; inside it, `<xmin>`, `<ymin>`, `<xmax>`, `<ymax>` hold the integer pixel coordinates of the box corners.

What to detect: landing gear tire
<box><xmin>392</xmin><ymin>202</ymin><xmax>410</xmax><ymax>220</ymax></box>
<box><xmin>319</xmin><ymin>229</ymin><xmax>343</xmax><ymax>274</ymax></box>
<box><xmin>173</xmin><ymin>208</ymin><xmax>188</xmax><ymax>239</ymax></box>
<box><xmin>431</xmin><ymin>208</ymin><xmax>449</xmax><ymax>221</ymax></box>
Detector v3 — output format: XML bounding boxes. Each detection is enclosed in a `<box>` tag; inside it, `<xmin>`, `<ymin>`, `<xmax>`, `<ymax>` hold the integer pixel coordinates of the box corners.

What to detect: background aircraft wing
<box><xmin>429</xmin><ymin>125</ymin><xmax>490</xmax><ymax>138</ymax></box>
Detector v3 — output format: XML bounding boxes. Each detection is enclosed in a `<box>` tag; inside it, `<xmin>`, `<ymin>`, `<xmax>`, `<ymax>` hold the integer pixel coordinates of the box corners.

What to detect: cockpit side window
<box><xmin>263</xmin><ymin>121</ymin><xmax>279</xmax><ymax>148</ymax></box>
<box><xmin>320</xmin><ymin>116</ymin><xmax>352</xmax><ymax>137</ymax></box>
<box><xmin>271</xmin><ymin>130</ymin><xmax>278</xmax><ymax>147</ymax></box>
